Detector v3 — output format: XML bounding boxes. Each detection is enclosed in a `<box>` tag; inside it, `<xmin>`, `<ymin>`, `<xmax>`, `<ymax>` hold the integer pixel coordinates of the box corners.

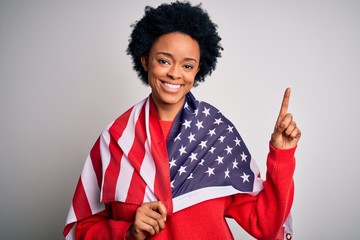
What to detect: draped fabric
<box><xmin>166</xmin><ymin>93</ymin><xmax>263</xmax><ymax>211</ymax></box>
<box><xmin>63</xmin><ymin>92</ymin><xmax>265</xmax><ymax>239</ymax></box>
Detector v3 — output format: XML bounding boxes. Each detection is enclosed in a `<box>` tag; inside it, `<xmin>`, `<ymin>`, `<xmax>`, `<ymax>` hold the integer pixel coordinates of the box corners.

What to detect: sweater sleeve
<box><xmin>225</xmin><ymin>143</ymin><xmax>296</xmax><ymax>240</ymax></box>
<box><xmin>75</xmin><ymin>204</ymin><xmax>132</xmax><ymax>240</ymax></box>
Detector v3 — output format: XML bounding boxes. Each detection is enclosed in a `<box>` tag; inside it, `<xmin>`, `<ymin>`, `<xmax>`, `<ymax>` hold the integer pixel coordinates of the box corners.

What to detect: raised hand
<box><xmin>271</xmin><ymin>88</ymin><xmax>301</xmax><ymax>149</ymax></box>
<box><xmin>127</xmin><ymin>201</ymin><xmax>167</xmax><ymax>240</ymax></box>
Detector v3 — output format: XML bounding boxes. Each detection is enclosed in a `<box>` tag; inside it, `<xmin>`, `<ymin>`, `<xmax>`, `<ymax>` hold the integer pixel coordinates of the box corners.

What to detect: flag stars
<box><xmin>189</xmin><ymin>152</ymin><xmax>198</xmax><ymax>162</ymax></box>
<box><xmin>178</xmin><ymin>166</ymin><xmax>187</xmax><ymax>176</ymax></box>
<box><xmin>179</xmin><ymin>145</ymin><xmax>187</xmax><ymax>156</ymax></box>
<box><xmin>205</xmin><ymin>167</ymin><xmax>215</xmax><ymax>177</ymax></box>
<box><xmin>188</xmin><ymin>132</ymin><xmax>196</xmax><ymax>143</ymax></box>
<box><xmin>234</xmin><ymin>137</ymin><xmax>241</xmax><ymax>146</ymax></box>
<box><xmin>202</xmin><ymin>107</ymin><xmax>211</xmax><ymax>117</ymax></box>
<box><xmin>199</xmin><ymin>140</ymin><xmax>208</xmax><ymax>149</ymax></box>
<box><xmin>241</xmin><ymin>152</ymin><xmax>248</xmax><ymax>161</ymax></box>
<box><xmin>227</xmin><ymin>125</ymin><xmax>234</xmax><ymax>133</ymax></box>
<box><xmin>208</xmin><ymin>128</ymin><xmax>216</xmax><ymax>137</ymax></box>
<box><xmin>182</xmin><ymin>119</ymin><xmax>192</xmax><ymax>129</ymax></box>
<box><xmin>215</xmin><ymin>156</ymin><xmax>224</xmax><ymax>165</ymax></box>
<box><xmin>218</xmin><ymin>135</ymin><xmax>226</xmax><ymax>143</ymax></box>
<box><xmin>232</xmin><ymin>159</ymin><xmax>239</xmax><ymax>169</ymax></box>
<box><xmin>174</xmin><ymin>133</ymin><xmax>181</xmax><ymax>142</ymax></box>
<box><xmin>214</xmin><ymin>117</ymin><xmax>223</xmax><ymax>125</ymax></box>
<box><xmin>224</xmin><ymin>168</ymin><xmax>230</xmax><ymax>178</ymax></box>
<box><xmin>163</xmin><ymin>99</ymin><xmax>257</xmax><ymax>197</ymax></box>
<box><xmin>195</xmin><ymin>120</ymin><xmax>204</xmax><ymax>130</ymax></box>
<box><xmin>169</xmin><ymin>158</ymin><xmax>177</xmax><ymax>168</ymax></box>
<box><xmin>241</xmin><ymin>172</ymin><xmax>250</xmax><ymax>183</ymax></box>
<box><xmin>184</xmin><ymin>102</ymin><xmax>189</xmax><ymax>110</ymax></box>
<box><xmin>225</xmin><ymin>146</ymin><xmax>233</xmax><ymax>154</ymax></box>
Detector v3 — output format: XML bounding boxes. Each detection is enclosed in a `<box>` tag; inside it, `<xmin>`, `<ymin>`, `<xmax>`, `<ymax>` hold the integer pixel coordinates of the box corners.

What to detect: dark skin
<box><xmin>271</xmin><ymin>87</ymin><xmax>301</xmax><ymax>150</ymax></box>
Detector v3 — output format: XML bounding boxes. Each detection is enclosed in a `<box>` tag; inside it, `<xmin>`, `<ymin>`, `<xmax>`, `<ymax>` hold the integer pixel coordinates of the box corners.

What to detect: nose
<box><xmin>167</xmin><ymin>65</ymin><xmax>181</xmax><ymax>80</ymax></box>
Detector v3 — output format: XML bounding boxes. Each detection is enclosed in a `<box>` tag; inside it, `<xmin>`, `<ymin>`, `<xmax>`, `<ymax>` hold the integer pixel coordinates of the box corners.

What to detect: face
<box><xmin>141</xmin><ymin>32</ymin><xmax>200</xmax><ymax>120</ymax></box>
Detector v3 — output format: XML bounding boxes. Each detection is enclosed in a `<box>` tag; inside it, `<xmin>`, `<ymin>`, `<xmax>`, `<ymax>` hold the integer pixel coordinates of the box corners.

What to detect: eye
<box><xmin>157</xmin><ymin>58</ymin><xmax>170</xmax><ymax>65</ymax></box>
<box><xmin>183</xmin><ymin>64</ymin><xmax>194</xmax><ymax>70</ymax></box>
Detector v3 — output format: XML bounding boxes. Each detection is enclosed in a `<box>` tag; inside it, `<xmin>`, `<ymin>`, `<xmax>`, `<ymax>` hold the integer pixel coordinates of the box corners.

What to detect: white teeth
<box><xmin>163</xmin><ymin>82</ymin><xmax>181</xmax><ymax>89</ymax></box>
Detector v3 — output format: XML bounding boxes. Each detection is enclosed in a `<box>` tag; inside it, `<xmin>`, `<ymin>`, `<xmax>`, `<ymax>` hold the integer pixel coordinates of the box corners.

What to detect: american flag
<box><xmin>167</xmin><ymin>93</ymin><xmax>263</xmax><ymax>211</ymax></box>
<box><xmin>63</xmin><ymin>92</ymin><xmax>263</xmax><ymax>239</ymax></box>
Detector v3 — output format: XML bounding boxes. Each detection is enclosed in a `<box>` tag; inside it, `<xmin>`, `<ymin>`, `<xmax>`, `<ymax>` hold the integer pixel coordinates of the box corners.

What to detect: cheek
<box><xmin>149</xmin><ymin>64</ymin><xmax>168</xmax><ymax>77</ymax></box>
<box><xmin>184</xmin><ymin>73</ymin><xmax>196</xmax><ymax>85</ymax></box>
<box><xmin>147</xmin><ymin>68</ymin><xmax>159</xmax><ymax>84</ymax></box>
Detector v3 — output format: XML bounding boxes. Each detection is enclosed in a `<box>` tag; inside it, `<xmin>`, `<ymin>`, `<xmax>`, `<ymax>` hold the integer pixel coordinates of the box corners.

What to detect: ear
<box><xmin>196</xmin><ymin>66</ymin><xmax>200</xmax><ymax>75</ymax></box>
<box><xmin>193</xmin><ymin>67</ymin><xmax>201</xmax><ymax>87</ymax></box>
<box><xmin>140</xmin><ymin>55</ymin><xmax>148</xmax><ymax>71</ymax></box>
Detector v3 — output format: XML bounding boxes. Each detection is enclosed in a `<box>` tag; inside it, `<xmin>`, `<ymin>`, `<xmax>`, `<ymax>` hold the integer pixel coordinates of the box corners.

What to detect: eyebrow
<box><xmin>156</xmin><ymin>52</ymin><xmax>198</xmax><ymax>63</ymax></box>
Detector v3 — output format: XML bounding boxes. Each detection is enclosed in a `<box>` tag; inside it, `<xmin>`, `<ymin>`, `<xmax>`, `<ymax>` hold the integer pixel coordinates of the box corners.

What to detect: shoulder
<box><xmin>187</xmin><ymin>92</ymin><xmax>224</xmax><ymax>119</ymax></box>
<box><xmin>196</xmin><ymin>98</ymin><xmax>235</xmax><ymax>128</ymax></box>
<box><xmin>103</xmin><ymin>97</ymin><xmax>148</xmax><ymax>140</ymax></box>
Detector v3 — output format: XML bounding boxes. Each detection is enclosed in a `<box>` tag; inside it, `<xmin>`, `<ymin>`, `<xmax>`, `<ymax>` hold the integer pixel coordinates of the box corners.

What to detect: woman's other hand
<box><xmin>271</xmin><ymin>88</ymin><xmax>301</xmax><ymax>149</ymax></box>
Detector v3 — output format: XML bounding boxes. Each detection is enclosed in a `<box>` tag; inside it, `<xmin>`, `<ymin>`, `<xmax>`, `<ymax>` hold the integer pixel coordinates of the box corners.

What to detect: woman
<box><xmin>64</xmin><ymin>2</ymin><xmax>301</xmax><ymax>240</ymax></box>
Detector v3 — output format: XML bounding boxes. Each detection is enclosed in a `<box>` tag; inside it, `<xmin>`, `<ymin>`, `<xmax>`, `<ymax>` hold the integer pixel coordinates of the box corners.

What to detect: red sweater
<box><xmin>75</xmin><ymin>144</ymin><xmax>295</xmax><ymax>240</ymax></box>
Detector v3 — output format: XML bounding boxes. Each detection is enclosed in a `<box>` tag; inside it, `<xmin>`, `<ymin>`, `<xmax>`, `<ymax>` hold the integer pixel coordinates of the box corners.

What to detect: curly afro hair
<box><xmin>127</xmin><ymin>1</ymin><xmax>223</xmax><ymax>86</ymax></box>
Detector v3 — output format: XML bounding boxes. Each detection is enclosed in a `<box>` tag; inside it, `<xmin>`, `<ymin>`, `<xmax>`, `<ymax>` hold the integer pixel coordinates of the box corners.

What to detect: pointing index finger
<box><xmin>277</xmin><ymin>88</ymin><xmax>291</xmax><ymax>123</ymax></box>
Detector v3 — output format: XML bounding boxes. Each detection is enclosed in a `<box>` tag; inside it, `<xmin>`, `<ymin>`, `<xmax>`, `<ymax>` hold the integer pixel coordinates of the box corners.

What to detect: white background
<box><xmin>1</xmin><ymin>0</ymin><xmax>359</xmax><ymax>239</ymax></box>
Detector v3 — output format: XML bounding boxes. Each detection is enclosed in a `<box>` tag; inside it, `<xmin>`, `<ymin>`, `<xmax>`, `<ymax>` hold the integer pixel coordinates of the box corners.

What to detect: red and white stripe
<box><xmin>64</xmin><ymin>98</ymin><xmax>169</xmax><ymax>239</ymax></box>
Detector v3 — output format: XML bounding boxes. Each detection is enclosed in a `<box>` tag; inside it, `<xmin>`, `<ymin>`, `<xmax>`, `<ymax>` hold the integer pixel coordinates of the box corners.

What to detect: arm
<box><xmin>226</xmin><ymin>144</ymin><xmax>296</xmax><ymax>239</ymax></box>
<box><xmin>75</xmin><ymin>204</ymin><xmax>132</xmax><ymax>240</ymax></box>
<box><xmin>226</xmin><ymin>88</ymin><xmax>301</xmax><ymax>239</ymax></box>
<box><xmin>75</xmin><ymin>201</ymin><xmax>167</xmax><ymax>240</ymax></box>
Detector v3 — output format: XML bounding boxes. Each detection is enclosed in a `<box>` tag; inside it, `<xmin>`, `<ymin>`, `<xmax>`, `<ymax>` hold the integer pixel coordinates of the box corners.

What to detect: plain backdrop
<box><xmin>1</xmin><ymin>0</ymin><xmax>360</xmax><ymax>239</ymax></box>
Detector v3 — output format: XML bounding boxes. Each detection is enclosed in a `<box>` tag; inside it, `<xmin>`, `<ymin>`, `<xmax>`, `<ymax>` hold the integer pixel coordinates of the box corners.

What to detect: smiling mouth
<box><xmin>162</xmin><ymin>81</ymin><xmax>181</xmax><ymax>90</ymax></box>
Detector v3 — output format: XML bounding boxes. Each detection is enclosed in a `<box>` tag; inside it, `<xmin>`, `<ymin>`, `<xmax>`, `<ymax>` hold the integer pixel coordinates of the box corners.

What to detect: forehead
<box><xmin>149</xmin><ymin>32</ymin><xmax>200</xmax><ymax>59</ymax></box>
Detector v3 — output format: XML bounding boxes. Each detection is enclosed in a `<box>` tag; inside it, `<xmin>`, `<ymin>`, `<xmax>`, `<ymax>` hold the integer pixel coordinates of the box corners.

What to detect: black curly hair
<box><xmin>127</xmin><ymin>1</ymin><xmax>223</xmax><ymax>85</ymax></box>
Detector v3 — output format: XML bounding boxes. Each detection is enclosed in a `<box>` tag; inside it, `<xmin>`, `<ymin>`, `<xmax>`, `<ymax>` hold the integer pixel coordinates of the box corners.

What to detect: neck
<box><xmin>151</xmin><ymin>96</ymin><xmax>184</xmax><ymax>121</ymax></box>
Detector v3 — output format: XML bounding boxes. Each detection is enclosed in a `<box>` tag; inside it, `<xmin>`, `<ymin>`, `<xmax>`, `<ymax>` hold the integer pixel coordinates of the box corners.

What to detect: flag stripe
<box><xmin>126</xmin><ymin>167</ymin><xmax>146</xmax><ymax>202</ymax></box>
<box><xmin>100</xmin><ymin>109</ymin><xmax>133</xmax><ymax>201</ymax></box>
<box><xmin>89</xmin><ymin>137</ymin><xmax>103</xmax><ymax>188</ymax></box>
<box><xmin>143</xmin><ymin>184</ymin><xmax>157</xmax><ymax>202</ymax></box>
<box><xmin>102</xmin><ymin>134</ymin><xmax>123</xmax><ymax>201</ymax></box>
<box><xmin>72</xmin><ymin>179</ymin><xmax>92</xmax><ymax>219</ymax></box>
<box><xmin>250</xmin><ymin>156</ymin><xmax>264</xmax><ymax>193</ymax></box>
<box><xmin>118</xmin><ymin>99</ymin><xmax>145</xmax><ymax>155</ymax></box>
<box><xmin>125</xmin><ymin>104</ymin><xmax>147</xmax><ymax>202</ymax></box>
<box><xmin>140</xmin><ymin>139</ymin><xmax>157</xmax><ymax>201</ymax></box>
<box><xmin>63</xmin><ymin>222</ymin><xmax>75</xmax><ymax>239</ymax></box>
<box><xmin>98</xmin><ymin>129</ymin><xmax>111</xmax><ymax>201</ymax></box>
<box><xmin>110</xmin><ymin>106</ymin><xmax>133</xmax><ymax>141</ymax></box>
<box><xmin>81</xmin><ymin>154</ymin><xmax>104</xmax><ymax>213</ymax></box>
<box><xmin>173</xmin><ymin>186</ymin><xmax>239</xmax><ymax>212</ymax></box>
<box><xmin>65</xmin><ymin>203</ymin><xmax>76</xmax><ymax>228</ymax></box>
<box><xmin>115</xmin><ymin>154</ymin><xmax>134</xmax><ymax>201</ymax></box>
<box><xmin>139</xmin><ymin>99</ymin><xmax>157</xmax><ymax>200</ymax></box>
<box><xmin>127</xmin><ymin>104</ymin><xmax>147</xmax><ymax>171</ymax></box>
